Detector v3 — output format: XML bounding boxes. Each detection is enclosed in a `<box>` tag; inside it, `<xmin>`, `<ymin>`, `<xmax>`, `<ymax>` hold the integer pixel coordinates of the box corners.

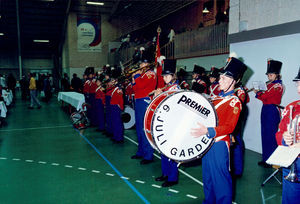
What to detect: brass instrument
<box><xmin>285</xmin><ymin>106</ymin><xmax>299</xmax><ymax>183</ymax></box>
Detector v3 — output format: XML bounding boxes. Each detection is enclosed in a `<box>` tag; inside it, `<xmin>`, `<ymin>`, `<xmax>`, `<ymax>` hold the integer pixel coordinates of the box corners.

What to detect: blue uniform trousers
<box><xmin>202</xmin><ymin>141</ymin><xmax>232</xmax><ymax>204</ymax></box>
<box><xmin>161</xmin><ymin>155</ymin><xmax>178</xmax><ymax>182</ymax></box>
<box><xmin>84</xmin><ymin>93</ymin><xmax>92</xmax><ymax>121</ymax></box>
<box><xmin>111</xmin><ymin>105</ymin><xmax>124</xmax><ymax>141</ymax></box>
<box><xmin>232</xmin><ymin>133</ymin><xmax>244</xmax><ymax>176</ymax></box>
<box><xmin>261</xmin><ymin>104</ymin><xmax>280</xmax><ymax>161</ymax></box>
<box><xmin>282</xmin><ymin>159</ymin><xmax>300</xmax><ymax>204</ymax></box>
<box><xmin>89</xmin><ymin>93</ymin><xmax>96</xmax><ymax>125</ymax></box>
<box><xmin>135</xmin><ymin>98</ymin><xmax>153</xmax><ymax>160</ymax></box>
<box><xmin>95</xmin><ymin>98</ymin><xmax>105</xmax><ymax>130</ymax></box>
<box><xmin>105</xmin><ymin>96</ymin><xmax>113</xmax><ymax>134</ymax></box>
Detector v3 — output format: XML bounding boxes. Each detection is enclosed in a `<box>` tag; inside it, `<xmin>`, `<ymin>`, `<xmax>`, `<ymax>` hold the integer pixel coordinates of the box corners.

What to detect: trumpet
<box><xmin>285</xmin><ymin>106</ymin><xmax>299</xmax><ymax>183</ymax></box>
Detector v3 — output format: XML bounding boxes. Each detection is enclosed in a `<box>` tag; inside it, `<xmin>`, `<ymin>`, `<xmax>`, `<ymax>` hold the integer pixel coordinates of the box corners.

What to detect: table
<box><xmin>58</xmin><ymin>92</ymin><xmax>85</xmax><ymax>111</ymax></box>
<box><xmin>0</xmin><ymin>101</ymin><xmax>7</xmax><ymax>118</ymax></box>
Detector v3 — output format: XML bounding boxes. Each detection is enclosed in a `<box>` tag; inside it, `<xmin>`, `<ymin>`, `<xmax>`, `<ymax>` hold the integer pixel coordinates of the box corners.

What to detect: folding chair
<box><xmin>261</xmin><ymin>165</ymin><xmax>282</xmax><ymax>186</ymax></box>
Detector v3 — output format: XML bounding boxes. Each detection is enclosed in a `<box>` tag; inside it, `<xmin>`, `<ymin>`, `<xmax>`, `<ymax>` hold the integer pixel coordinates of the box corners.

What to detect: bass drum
<box><xmin>122</xmin><ymin>105</ymin><xmax>135</xmax><ymax>129</ymax></box>
<box><xmin>146</xmin><ymin>90</ymin><xmax>218</xmax><ymax>163</ymax></box>
<box><xmin>144</xmin><ymin>90</ymin><xmax>180</xmax><ymax>150</ymax></box>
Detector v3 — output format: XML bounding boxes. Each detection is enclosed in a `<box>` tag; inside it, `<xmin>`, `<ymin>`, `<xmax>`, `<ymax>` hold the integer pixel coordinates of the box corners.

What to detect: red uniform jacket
<box><xmin>132</xmin><ymin>70</ymin><xmax>157</xmax><ymax>99</ymax></box>
<box><xmin>276</xmin><ymin>100</ymin><xmax>300</xmax><ymax>145</ymax></box>
<box><xmin>163</xmin><ymin>83</ymin><xmax>180</xmax><ymax>92</ymax></box>
<box><xmin>89</xmin><ymin>80</ymin><xmax>97</xmax><ymax>94</ymax></box>
<box><xmin>110</xmin><ymin>87</ymin><xmax>124</xmax><ymax>110</ymax></box>
<box><xmin>256</xmin><ymin>80</ymin><xmax>283</xmax><ymax>105</ymax></box>
<box><xmin>179</xmin><ymin>80</ymin><xmax>190</xmax><ymax>90</ymax></box>
<box><xmin>209</xmin><ymin>82</ymin><xmax>221</xmax><ymax>98</ymax></box>
<box><xmin>83</xmin><ymin>80</ymin><xmax>91</xmax><ymax>94</ymax></box>
<box><xmin>208</xmin><ymin>92</ymin><xmax>242</xmax><ymax>149</ymax></box>
<box><xmin>235</xmin><ymin>86</ymin><xmax>250</xmax><ymax>104</ymax></box>
<box><xmin>125</xmin><ymin>83</ymin><xmax>134</xmax><ymax>97</ymax></box>
<box><xmin>95</xmin><ymin>86</ymin><xmax>105</xmax><ymax>104</ymax></box>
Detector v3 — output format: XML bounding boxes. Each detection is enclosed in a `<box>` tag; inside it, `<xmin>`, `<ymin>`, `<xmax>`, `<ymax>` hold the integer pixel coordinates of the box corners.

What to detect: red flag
<box><xmin>155</xmin><ymin>27</ymin><xmax>165</xmax><ymax>88</ymax></box>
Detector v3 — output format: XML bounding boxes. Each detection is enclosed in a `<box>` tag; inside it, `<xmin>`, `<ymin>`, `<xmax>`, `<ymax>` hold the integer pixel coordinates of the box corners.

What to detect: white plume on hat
<box><xmin>140</xmin><ymin>47</ymin><xmax>145</xmax><ymax>51</ymax></box>
<box><xmin>157</xmin><ymin>56</ymin><xmax>166</xmax><ymax>65</ymax></box>
<box><xmin>229</xmin><ymin>52</ymin><xmax>238</xmax><ymax>58</ymax></box>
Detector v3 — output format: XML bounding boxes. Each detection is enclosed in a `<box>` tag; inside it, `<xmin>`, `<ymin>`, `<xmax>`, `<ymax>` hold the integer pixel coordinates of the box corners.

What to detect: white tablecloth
<box><xmin>58</xmin><ymin>92</ymin><xmax>85</xmax><ymax>111</ymax></box>
<box><xmin>0</xmin><ymin>101</ymin><xmax>7</xmax><ymax>118</ymax></box>
<box><xmin>2</xmin><ymin>90</ymin><xmax>13</xmax><ymax>106</ymax></box>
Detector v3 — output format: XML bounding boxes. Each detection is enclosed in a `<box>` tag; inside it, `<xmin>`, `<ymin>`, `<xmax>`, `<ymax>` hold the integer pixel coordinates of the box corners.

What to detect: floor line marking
<box><xmin>92</xmin><ymin>170</ymin><xmax>100</xmax><ymax>173</ymax></box>
<box><xmin>168</xmin><ymin>189</ymin><xmax>179</xmax><ymax>193</ymax></box>
<box><xmin>25</xmin><ymin>160</ymin><xmax>34</xmax><ymax>162</ymax></box>
<box><xmin>124</xmin><ymin>135</ymin><xmax>204</xmax><ymax>186</ymax></box>
<box><xmin>186</xmin><ymin>194</ymin><xmax>197</xmax><ymax>199</ymax></box>
<box><xmin>12</xmin><ymin>158</ymin><xmax>20</xmax><ymax>161</ymax></box>
<box><xmin>75</xmin><ymin>129</ymin><xmax>150</xmax><ymax>204</ymax></box>
<box><xmin>105</xmin><ymin>173</ymin><xmax>115</xmax><ymax>177</ymax></box>
<box><xmin>51</xmin><ymin>163</ymin><xmax>59</xmax><ymax>166</ymax></box>
<box><xmin>0</xmin><ymin>157</ymin><xmax>7</xmax><ymax>160</ymax></box>
<box><xmin>38</xmin><ymin>161</ymin><xmax>47</xmax><ymax>164</ymax></box>
<box><xmin>65</xmin><ymin>165</ymin><xmax>73</xmax><ymax>168</ymax></box>
<box><xmin>151</xmin><ymin>184</ymin><xmax>161</xmax><ymax>189</ymax></box>
<box><xmin>78</xmin><ymin>167</ymin><xmax>86</xmax><ymax>171</ymax></box>
<box><xmin>0</xmin><ymin>125</ymin><xmax>71</xmax><ymax>132</ymax></box>
<box><xmin>121</xmin><ymin>176</ymin><xmax>129</xmax><ymax>180</ymax></box>
<box><xmin>135</xmin><ymin>180</ymin><xmax>145</xmax><ymax>184</ymax></box>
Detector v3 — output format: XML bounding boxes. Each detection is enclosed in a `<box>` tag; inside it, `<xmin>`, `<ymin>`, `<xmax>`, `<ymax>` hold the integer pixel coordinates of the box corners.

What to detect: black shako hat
<box><xmin>84</xmin><ymin>66</ymin><xmax>95</xmax><ymax>75</ymax></box>
<box><xmin>222</xmin><ymin>57</ymin><xmax>247</xmax><ymax>81</ymax></box>
<box><xmin>293</xmin><ymin>68</ymin><xmax>300</xmax><ymax>81</ymax></box>
<box><xmin>111</xmin><ymin>67</ymin><xmax>122</xmax><ymax>79</ymax></box>
<box><xmin>266</xmin><ymin>59</ymin><xmax>282</xmax><ymax>75</ymax></box>
<box><xmin>177</xmin><ymin>68</ymin><xmax>187</xmax><ymax>77</ymax></box>
<box><xmin>162</xmin><ymin>59</ymin><xmax>177</xmax><ymax>75</ymax></box>
<box><xmin>193</xmin><ymin>65</ymin><xmax>205</xmax><ymax>75</ymax></box>
<box><xmin>209</xmin><ymin>67</ymin><xmax>220</xmax><ymax>78</ymax></box>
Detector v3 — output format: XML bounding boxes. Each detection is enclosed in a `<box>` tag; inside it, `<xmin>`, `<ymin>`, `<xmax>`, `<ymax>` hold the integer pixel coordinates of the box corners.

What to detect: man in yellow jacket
<box><xmin>29</xmin><ymin>73</ymin><xmax>41</xmax><ymax>109</ymax></box>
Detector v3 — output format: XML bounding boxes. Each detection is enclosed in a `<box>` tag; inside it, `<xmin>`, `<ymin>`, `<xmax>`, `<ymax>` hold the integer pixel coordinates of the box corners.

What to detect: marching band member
<box><xmin>89</xmin><ymin>74</ymin><xmax>98</xmax><ymax>126</ymax></box>
<box><xmin>83</xmin><ymin>69</ymin><xmax>93</xmax><ymax>122</ymax></box>
<box><xmin>255</xmin><ymin>59</ymin><xmax>284</xmax><ymax>168</ymax></box>
<box><xmin>191</xmin><ymin>65</ymin><xmax>208</xmax><ymax>94</ymax></box>
<box><xmin>95</xmin><ymin>78</ymin><xmax>105</xmax><ymax>132</ymax></box>
<box><xmin>275</xmin><ymin>68</ymin><xmax>300</xmax><ymax>204</ymax></box>
<box><xmin>124</xmin><ymin>79</ymin><xmax>134</xmax><ymax>106</ymax></box>
<box><xmin>110</xmin><ymin>68</ymin><xmax>124</xmax><ymax>143</ymax></box>
<box><xmin>191</xmin><ymin>57</ymin><xmax>247</xmax><ymax>204</ymax></box>
<box><xmin>153</xmin><ymin>59</ymin><xmax>180</xmax><ymax>187</ymax></box>
<box><xmin>131</xmin><ymin>61</ymin><xmax>157</xmax><ymax>164</ymax></box>
<box><xmin>208</xmin><ymin>67</ymin><xmax>221</xmax><ymax>98</ymax></box>
<box><xmin>231</xmin><ymin>82</ymin><xmax>250</xmax><ymax>177</ymax></box>
<box><xmin>177</xmin><ymin>68</ymin><xmax>190</xmax><ymax>90</ymax></box>
<box><xmin>104</xmin><ymin>68</ymin><xmax>114</xmax><ymax>136</ymax></box>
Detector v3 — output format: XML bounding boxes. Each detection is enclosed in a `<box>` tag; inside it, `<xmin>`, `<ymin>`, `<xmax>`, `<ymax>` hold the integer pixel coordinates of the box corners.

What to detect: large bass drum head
<box><xmin>151</xmin><ymin>91</ymin><xmax>217</xmax><ymax>162</ymax></box>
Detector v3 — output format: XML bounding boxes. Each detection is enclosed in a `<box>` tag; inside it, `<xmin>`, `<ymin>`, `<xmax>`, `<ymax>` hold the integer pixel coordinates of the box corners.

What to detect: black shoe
<box><xmin>162</xmin><ymin>181</ymin><xmax>178</xmax><ymax>187</ymax></box>
<box><xmin>140</xmin><ymin>159</ymin><xmax>153</xmax><ymax>165</ymax></box>
<box><xmin>112</xmin><ymin>139</ymin><xmax>124</xmax><ymax>144</ymax></box>
<box><xmin>96</xmin><ymin>128</ymin><xmax>105</xmax><ymax>132</ymax></box>
<box><xmin>37</xmin><ymin>106</ymin><xmax>42</xmax><ymax>109</ymax></box>
<box><xmin>131</xmin><ymin>155</ymin><xmax>143</xmax><ymax>159</ymax></box>
<box><xmin>28</xmin><ymin>106</ymin><xmax>34</xmax><ymax>109</ymax></box>
<box><xmin>155</xmin><ymin>175</ymin><xmax>168</xmax><ymax>182</ymax></box>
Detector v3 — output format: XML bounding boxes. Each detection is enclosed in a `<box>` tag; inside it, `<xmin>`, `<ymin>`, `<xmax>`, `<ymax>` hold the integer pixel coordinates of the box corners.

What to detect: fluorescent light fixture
<box><xmin>203</xmin><ymin>7</ymin><xmax>209</xmax><ymax>13</ymax></box>
<box><xmin>41</xmin><ymin>0</ymin><xmax>55</xmax><ymax>2</ymax></box>
<box><xmin>0</xmin><ymin>33</ymin><xmax>4</xmax><ymax>36</ymax></box>
<box><xmin>86</xmin><ymin>1</ymin><xmax>104</xmax><ymax>6</ymax></box>
<box><xmin>33</xmin><ymin>40</ymin><xmax>49</xmax><ymax>43</ymax></box>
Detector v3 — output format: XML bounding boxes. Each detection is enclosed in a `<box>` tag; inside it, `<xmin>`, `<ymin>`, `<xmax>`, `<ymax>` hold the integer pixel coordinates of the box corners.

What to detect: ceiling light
<box><xmin>41</xmin><ymin>0</ymin><xmax>55</xmax><ymax>2</ymax></box>
<box><xmin>203</xmin><ymin>7</ymin><xmax>209</xmax><ymax>13</ymax></box>
<box><xmin>0</xmin><ymin>33</ymin><xmax>4</xmax><ymax>36</ymax></box>
<box><xmin>86</xmin><ymin>1</ymin><xmax>104</xmax><ymax>6</ymax></box>
<box><xmin>33</xmin><ymin>40</ymin><xmax>49</xmax><ymax>43</ymax></box>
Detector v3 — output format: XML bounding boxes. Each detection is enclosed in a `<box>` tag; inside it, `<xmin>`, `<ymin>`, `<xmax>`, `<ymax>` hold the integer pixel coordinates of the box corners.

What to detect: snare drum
<box><xmin>122</xmin><ymin>105</ymin><xmax>135</xmax><ymax>129</ymax></box>
<box><xmin>144</xmin><ymin>90</ymin><xmax>218</xmax><ymax>163</ymax></box>
<box><xmin>144</xmin><ymin>90</ymin><xmax>181</xmax><ymax>149</ymax></box>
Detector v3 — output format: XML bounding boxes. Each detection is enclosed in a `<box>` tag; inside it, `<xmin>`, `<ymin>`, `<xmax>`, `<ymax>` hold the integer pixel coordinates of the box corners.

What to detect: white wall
<box><xmin>230</xmin><ymin>33</ymin><xmax>300</xmax><ymax>153</ymax></box>
<box><xmin>229</xmin><ymin>0</ymin><xmax>300</xmax><ymax>34</ymax></box>
<box><xmin>177</xmin><ymin>54</ymin><xmax>229</xmax><ymax>71</ymax></box>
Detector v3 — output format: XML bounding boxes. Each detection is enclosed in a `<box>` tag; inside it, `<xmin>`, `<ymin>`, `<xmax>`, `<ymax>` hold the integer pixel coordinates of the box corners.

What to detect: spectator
<box><xmin>61</xmin><ymin>73</ymin><xmax>70</xmax><ymax>91</ymax></box>
<box><xmin>7</xmin><ymin>73</ymin><xmax>16</xmax><ymax>98</ymax></box>
<box><xmin>20</xmin><ymin>75</ymin><xmax>29</xmax><ymax>100</ymax></box>
<box><xmin>28</xmin><ymin>73</ymin><xmax>41</xmax><ymax>109</ymax></box>
<box><xmin>71</xmin><ymin>73</ymin><xmax>82</xmax><ymax>93</ymax></box>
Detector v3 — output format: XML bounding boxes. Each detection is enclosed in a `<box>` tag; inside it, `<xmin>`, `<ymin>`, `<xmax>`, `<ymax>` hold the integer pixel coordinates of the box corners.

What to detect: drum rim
<box><xmin>150</xmin><ymin>90</ymin><xmax>217</xmax><ymax>163</ymax></box>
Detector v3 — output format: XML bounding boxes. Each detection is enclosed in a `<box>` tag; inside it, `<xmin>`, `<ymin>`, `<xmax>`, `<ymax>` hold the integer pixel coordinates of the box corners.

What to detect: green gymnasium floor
<box><xmin>0</xmin><ymin>94</ymin><xmax>283</xmax><ymax>203</ymax></box>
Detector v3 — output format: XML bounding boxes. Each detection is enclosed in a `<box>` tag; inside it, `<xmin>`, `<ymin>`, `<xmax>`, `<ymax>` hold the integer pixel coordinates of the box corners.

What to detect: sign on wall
<box><xmin>77</xmin><ymin>15</ymin><xmax>102</xmax><ymax>52</ymax></box>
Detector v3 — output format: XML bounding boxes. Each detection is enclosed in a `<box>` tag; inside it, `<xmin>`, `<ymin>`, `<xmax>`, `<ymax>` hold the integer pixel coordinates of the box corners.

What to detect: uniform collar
<box><xmin>272</xmin><ymin>79</ymin><xmax>282</xmax><ymax>84</ymax></box>
<box><xmin>219</xmin><ymin>90</ymin><xmax>234</xmax><ymax>97</ymax></box>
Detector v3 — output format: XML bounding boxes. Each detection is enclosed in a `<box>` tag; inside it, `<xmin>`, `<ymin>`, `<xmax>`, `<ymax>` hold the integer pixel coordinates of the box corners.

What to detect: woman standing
<box><xmin>255</xmin><ymin>59</ymin><xmax>284</xmax><ymax>167</ymax></box>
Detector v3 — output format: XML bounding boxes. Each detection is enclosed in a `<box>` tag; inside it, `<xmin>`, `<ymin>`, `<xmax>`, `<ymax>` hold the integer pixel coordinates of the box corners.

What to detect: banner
<box><xmin>77</xmin><ymin>15</ymin><xmax>102</xmax><ymax>52</ymax></box>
